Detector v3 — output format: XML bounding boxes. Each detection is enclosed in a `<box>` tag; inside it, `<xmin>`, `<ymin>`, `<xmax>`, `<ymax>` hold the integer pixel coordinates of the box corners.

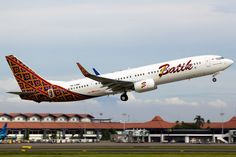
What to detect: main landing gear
<box><xmin>120</xmin><ymin>92</ymin><xmax>128</xmax><ymax>101</ymax></box>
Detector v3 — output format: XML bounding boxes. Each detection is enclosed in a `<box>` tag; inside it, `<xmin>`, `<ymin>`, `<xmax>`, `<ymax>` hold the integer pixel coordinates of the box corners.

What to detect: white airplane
<box><xmin>6</xmin><ymin>55</ymin><xmax>233</xmax><ymax>103</ymax></box>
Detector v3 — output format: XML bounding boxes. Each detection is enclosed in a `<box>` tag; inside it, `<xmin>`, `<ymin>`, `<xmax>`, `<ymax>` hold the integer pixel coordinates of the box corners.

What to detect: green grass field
<box><xmin>0</xmin><ymin>152</ymin><xmax>236</xmax><ymax>157</ymax></box>
<box><xmin>1</xmin><ymin>144</ymin><xmax>236</xmax><ymax>157</ymax></box>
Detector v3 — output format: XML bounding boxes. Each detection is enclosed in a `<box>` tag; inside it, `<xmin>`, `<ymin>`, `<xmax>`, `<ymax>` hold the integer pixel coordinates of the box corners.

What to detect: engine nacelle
<box><xmin>134</xmin><ymin>79</ymin><xmax>157</xmax><ymax>93</ymax></box>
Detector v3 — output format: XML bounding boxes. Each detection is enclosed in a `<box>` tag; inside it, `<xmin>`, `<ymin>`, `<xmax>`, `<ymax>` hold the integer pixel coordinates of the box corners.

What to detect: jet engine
<box><xmin>134</xmin><ymin>79</ymin><xmax>157</xmax><ymax>93</ymax></box>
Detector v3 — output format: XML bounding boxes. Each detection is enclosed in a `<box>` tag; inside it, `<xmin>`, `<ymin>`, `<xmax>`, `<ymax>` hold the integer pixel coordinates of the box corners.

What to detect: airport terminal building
<box><xmin>0</xmin><ymin>113</ymin><xmax>236</xmax><ymax>144</ymax></box>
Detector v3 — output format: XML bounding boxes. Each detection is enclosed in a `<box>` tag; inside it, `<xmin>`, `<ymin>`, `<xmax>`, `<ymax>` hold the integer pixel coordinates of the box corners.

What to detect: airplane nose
<box><xmin>228</xmin><ymin>59</ymin><xmax>234</xmax><ymax>65</ymax></box>
<box><xmin>225</xmin><ymin>59</ymin><xmax>234</xmax><ymax>67</ymax></box>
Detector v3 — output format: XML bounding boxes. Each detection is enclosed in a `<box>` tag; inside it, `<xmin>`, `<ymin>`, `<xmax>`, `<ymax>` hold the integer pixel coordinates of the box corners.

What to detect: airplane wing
<box><xmin>77</xmin><ymin>63</ymin><xmax>134</xmax><ymax>92</ymax></box>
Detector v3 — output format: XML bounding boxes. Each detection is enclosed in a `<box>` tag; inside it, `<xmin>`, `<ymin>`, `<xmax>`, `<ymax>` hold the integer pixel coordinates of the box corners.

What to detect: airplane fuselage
<box><xmin>6</xmin><ymin>55</ymin><xmax>233</xmax><ymax>102</ymax></box>
<box><xmin>57</xmin><ymin>55</ymin><xmax>233</xmax><ymax>97</ymax></box>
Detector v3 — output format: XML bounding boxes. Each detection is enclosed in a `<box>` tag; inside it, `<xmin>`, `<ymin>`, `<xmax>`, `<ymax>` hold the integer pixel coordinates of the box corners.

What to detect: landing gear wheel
<box><xmin>120</xmin><ymin>93</ymin><xmax>128</xmax><ymax>101</ymax></box>
<box><xmin>212</xmin><ymin>77</ymin><xmax>217</xmax><ymax>82</ymax></box>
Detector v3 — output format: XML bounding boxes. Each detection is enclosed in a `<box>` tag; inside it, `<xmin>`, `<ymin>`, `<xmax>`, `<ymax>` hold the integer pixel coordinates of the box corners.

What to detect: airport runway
<box><xmin>0</xmin><ymin>143</ymin><xmax>236</xmax><ymax>153</ymax></box>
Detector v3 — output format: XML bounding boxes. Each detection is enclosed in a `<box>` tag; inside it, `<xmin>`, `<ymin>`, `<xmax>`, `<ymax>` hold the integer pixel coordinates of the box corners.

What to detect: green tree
<box><xmin>24</xmin><ymin>128</ymin><xmax>30</xmax><ymax>140</ymax></box>
<box><xmin>173</xmin><ymin>121</ymin><xmax>199</xmax><ymax>129</ymax></box>
<box><xmin>51</xmin><ymin>131</ymin><xmax>57</xmax><ymax>140</ymax></box>
<box><xmin>194</xmin><ymin>115</ymin><xmax>205</xmax><ymax>128</ymax></box>
<box><xmin>206</xmin><ymin>119</ymin><xmax>211</xmax><ymax>129</ymax></box>
<box><xmin>101</xmin><ymin>129</ymin><xmax>116</xmax><ymax>140</ymax></box>
<box><xmin>207</xmin><ymin>120</ymin><xmax>211</xmax><ymax>124</ymax></box>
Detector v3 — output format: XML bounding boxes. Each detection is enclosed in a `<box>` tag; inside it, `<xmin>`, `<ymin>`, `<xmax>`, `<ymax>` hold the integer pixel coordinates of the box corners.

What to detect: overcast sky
<box><xmin>0</xmin><ymin>0</ymin><xmax>236</xmax><ymax>123</ymax></box>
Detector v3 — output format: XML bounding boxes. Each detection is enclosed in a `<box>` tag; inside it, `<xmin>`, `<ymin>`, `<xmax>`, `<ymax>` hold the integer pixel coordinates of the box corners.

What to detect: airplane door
<box><xmin>205</xmin><ymin>59</ymin><xmax>211</xmax><ymax>68</ymax></box>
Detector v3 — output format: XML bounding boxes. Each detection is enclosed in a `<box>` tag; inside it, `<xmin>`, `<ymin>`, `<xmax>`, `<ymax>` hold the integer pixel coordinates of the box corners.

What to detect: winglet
<box><xmin>93</xmin><ymin>68</ymin><xmax>100</xmax><ymax>76</ymax></box>
<box><xmin>77</xmin><ymin>63</ymin><xmax>90</xmax><ymax>77</ymax></box>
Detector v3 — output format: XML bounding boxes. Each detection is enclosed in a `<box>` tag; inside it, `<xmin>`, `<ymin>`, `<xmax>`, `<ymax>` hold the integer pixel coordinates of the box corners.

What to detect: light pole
<box><xmin>83</xmin><ymin>122</ymin><xmax>86</xmax><ymax>141</ymax></box>
<box><xmin>220</xmin><ymin>112</ymin><xmax>224</xmax><ymax>135</ymax></box>
<box><xmin>99</xmin><ymin>113</ymin><xmax>103</xmax><ymax>123</ymax></box>
<box><xmin>122</xmin><ymin>113</ymin><xmax>127</xmax><ymax>132</ymax></box>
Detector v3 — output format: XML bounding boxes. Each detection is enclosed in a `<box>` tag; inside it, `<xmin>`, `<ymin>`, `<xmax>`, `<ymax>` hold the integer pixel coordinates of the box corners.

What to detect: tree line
<box><xmin>173</xmin><ymin>115</ymin><xmax>211</xmax><ymax>129</ymax></box>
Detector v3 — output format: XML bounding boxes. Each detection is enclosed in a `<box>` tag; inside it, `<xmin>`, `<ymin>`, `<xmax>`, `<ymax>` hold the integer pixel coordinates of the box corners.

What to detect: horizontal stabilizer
<box><xmin>7</xmin><ymin>91</ymin><xmax>37</xmax><ymax>96</ymax></box>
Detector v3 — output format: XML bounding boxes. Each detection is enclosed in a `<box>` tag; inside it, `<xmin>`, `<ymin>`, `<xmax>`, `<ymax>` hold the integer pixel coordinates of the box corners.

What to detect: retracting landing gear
<box><xmin>212</xmin><ymin>72</ymin><xmax>219</xmax><ymax>83</ymax></box>
<box><xmin>212</xmin><ymin>77</ymin><xmax>217</xmax><ymax>82</ymax></box>
<box><xmin>120</xmin><ymin>92</ymin><xmax>128</xmax><ymax>101</ymax></box>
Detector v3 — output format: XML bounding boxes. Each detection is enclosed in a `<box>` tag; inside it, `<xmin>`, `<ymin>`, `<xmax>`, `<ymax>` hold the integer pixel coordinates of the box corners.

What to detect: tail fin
<box><xmin>5</xmin><ymin>55</ymin><xmax>52</xmax><ymax>93</ymax></box>
<box><xmin>6</xmin><ymin>55</ymin><xmax>92</xmax><ymax>102</ymax></box>
<box><xmin>0</xmin><ymin>123</ymin><xmax>7</xmax><ymax>135</ymax></box>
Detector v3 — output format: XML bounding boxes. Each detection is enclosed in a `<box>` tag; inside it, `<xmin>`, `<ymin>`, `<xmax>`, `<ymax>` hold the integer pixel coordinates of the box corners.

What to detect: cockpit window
<box><xmin>216</xmin><ymin>56</ymin><xmax>224</xmax><ymax>60</ymax></box>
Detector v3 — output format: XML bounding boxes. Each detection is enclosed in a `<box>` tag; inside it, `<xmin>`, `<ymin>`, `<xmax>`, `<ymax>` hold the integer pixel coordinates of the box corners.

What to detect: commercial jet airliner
<box><xmin>5</xmin><ymin>55</ymin><xmax>233</xmax><ymax>103</ymax></box>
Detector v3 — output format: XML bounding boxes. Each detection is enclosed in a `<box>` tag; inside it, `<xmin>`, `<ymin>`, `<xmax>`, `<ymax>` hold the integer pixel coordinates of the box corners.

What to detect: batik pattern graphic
<box><xmin>6</xmin><ymin>55</ymin><xmax>93</xmax><ymax>102</ymax></box>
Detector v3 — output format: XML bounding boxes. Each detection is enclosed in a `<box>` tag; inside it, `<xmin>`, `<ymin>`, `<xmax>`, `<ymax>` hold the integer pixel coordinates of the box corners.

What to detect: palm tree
<box><xmin>206</xmin><ymin>119</ymin><xmax>211</xmax><ymax>129</ymax></box>
<box><xmin>207</xmin><ymin>120</ymin><xmax>211</xmax><ymax>124</ymax></box>
<box><xmin>194</xmin><ymin>115</ymin><xmax>205</xmax><ymax>128</ymax></box>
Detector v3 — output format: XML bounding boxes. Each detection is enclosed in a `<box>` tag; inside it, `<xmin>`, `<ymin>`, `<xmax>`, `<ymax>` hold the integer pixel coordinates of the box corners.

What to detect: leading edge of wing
<box><xmin>76</xmin><ymin>63</ymin><xmax>134</xmax><ymax>90</ymax></box>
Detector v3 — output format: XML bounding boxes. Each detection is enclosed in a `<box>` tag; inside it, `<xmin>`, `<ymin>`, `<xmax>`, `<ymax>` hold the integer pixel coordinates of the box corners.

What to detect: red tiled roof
<box><xmin>0</xmin><ymin>122</ymin><xmax>124</xmax><ymax>129</ymax></box>
<box><xmin>24</xmin><ymin>113</ymin><xmax>43</xmax><ymax>118</ymax></box>
<box><xmin>0</xmin><ymin>115</ymin><xmax>174</xmax><ymax>129</ymax></box>
<box><xmin>0</xmin><ymin>113</ymin><xmax>12</xmax><ymax>117</ymax></box>
<box><xmin>0</xmin><ymin>115</ymin><xmax>235</xmax><ymax>130</ymax></box>
<box><xmin>79</xmin><ymin>114</ymin><xmax>94</xmax><ymax>118</ymax></box>
<box><xmin>124</xmin><ymin>116</ymin><xmax>175</xmax><ymax>129</ymax></box>
<box><xmin>9</xmin><ymin>113</ymin><xmax>28</xmax><ymax>118</ymax></box>
<box><xmin>0</xmin><ymin>113</ymin><xmax>94</xmax><ymax>119</ymax></box>
<box><xmin>151</xmin><ymin>116</ymin><xmax>164</xmax><ymax>121</ymax></box>
<box><xmin>203</xmin><ymin>116</ymin><xmax>236</xmax><ymax>129</ymax></box>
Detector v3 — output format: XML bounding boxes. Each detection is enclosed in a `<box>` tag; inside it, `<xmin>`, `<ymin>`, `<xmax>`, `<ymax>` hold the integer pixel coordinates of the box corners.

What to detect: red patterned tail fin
<box><xmin>5</xmin><ymin>55</ymin><xmax>52</xmax><ymax>93</ymax></box>
<box><xmin>6</xmin><ymin>55</ymin><xmax>93</xmax><ymax>102</ymax></box>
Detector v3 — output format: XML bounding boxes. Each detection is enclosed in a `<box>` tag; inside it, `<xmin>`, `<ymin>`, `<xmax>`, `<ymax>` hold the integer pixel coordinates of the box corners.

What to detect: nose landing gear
<box><xmin>120</xmin><ymin>92</ymin><xmax>128</xmax><ymax>101</ymax></box>
<box><xmin>212</xmin><ymin>72</ymin><xmax>219</xmax><ymax>83</ymax></box>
